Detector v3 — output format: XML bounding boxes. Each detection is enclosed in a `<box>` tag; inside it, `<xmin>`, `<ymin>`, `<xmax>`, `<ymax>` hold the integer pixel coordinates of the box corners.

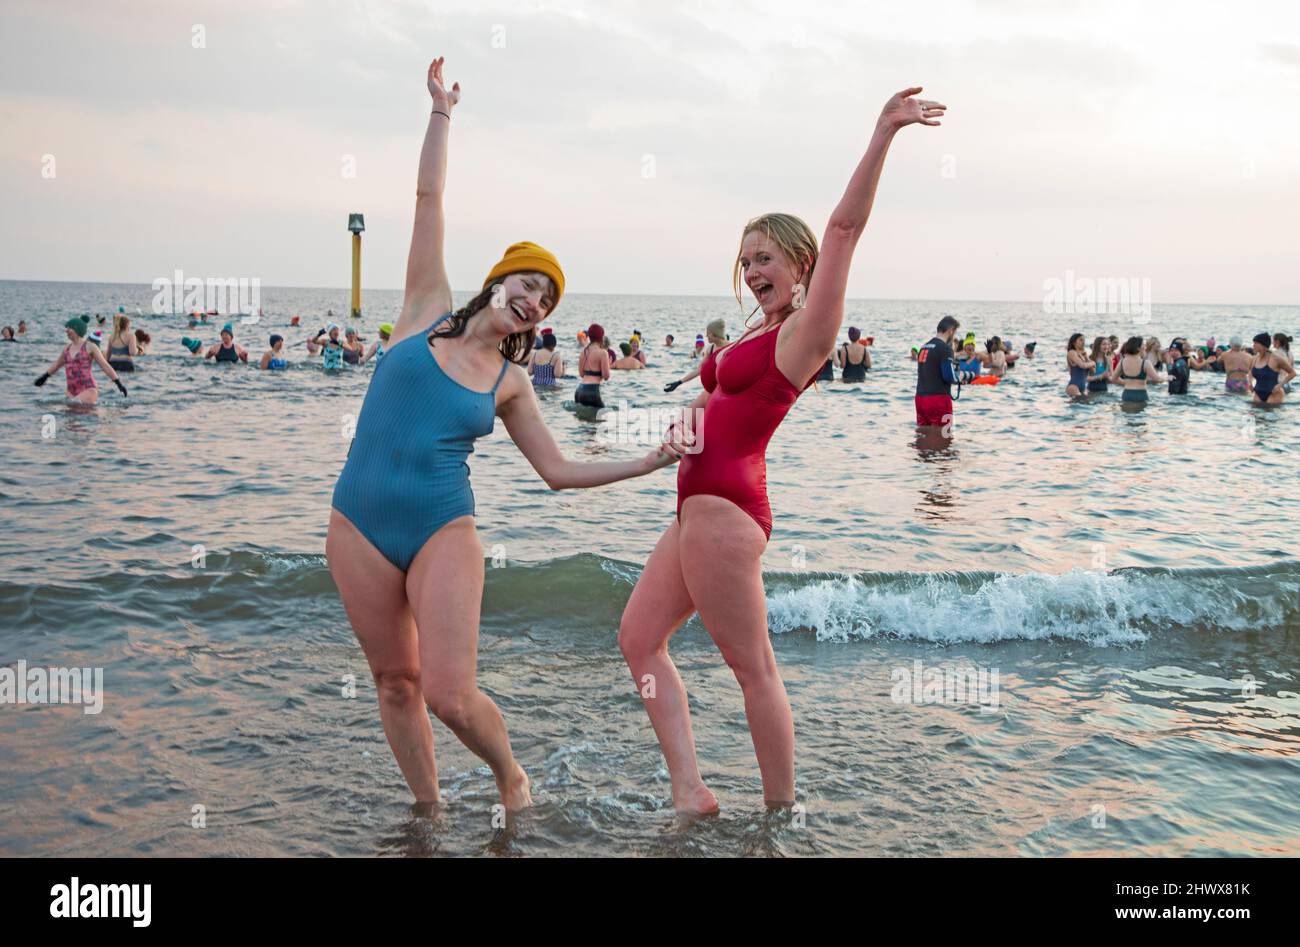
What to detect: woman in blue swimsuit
<box><xmin>259</xmin><ymin>334</ymin><xmax>288</xmax><ymax>370</ymax></box>
<box><xmin>326</xmin><ymin>57</ymin><xmax>691</xmax><ymax>813</ymax></box>
<box><xmin>1065</xmin><ymin>332</ymin><xmax>1090</xmax><ymax>397</ymax></box>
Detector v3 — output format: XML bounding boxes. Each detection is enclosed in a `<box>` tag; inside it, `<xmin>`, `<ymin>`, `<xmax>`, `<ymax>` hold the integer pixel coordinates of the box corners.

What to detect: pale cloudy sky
<box><xmin>2</xmin><ymin>0</ymin><xmax>1298</xmax><ymax>302</ymax></box>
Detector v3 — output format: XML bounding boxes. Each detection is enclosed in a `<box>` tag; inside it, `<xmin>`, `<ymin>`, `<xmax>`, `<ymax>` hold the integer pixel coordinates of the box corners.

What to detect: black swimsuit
<box><xmin>840</xmin><ymin>343</ymin><xmax>868</xmax><ymax>382</ymax></box>
<box><xmin>574</xmin><ymin>345</ymin><xmax>605</xmax><ymax>408</ymax></box>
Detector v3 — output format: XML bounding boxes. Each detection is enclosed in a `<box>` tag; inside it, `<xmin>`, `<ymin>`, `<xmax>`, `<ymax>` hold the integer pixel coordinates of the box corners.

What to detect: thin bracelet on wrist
<box><xmin>432</xmin><ymin>108</ymin><xmax>451</xmax><ymax>120</ymax></box>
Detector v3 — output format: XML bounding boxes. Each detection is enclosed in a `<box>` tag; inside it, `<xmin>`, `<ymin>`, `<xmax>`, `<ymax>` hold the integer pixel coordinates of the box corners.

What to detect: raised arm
<box><xmin>391</xmin><ymin>57</ymin><xmax>461</xmax><ymax>346</ymax></box>
<box><xmin>780</xmin><ymin>87</ymin><xmax>945</xmax><ymax>382</ymax></box>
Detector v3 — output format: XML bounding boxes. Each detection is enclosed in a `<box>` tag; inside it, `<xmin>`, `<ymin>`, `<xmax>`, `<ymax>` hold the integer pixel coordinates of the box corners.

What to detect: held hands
<box><xmin>645</xmin><ymin>413</ymin><xmax>697</xmax><ymax>469</ymax></box>
<box><xmin>427</xmin><ymin>56</ymin><xmax>461</xmax><ymax>113</ymax></box>
<box><xmin>879</xmin><ymin>87</ymin><xmax>946</xmax><ymax>130</ymax></box>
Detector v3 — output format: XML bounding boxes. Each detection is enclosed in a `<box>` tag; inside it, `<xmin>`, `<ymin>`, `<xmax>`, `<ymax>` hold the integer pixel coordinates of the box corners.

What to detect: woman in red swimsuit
<box><xmin>619</xmin><ymin>87</ymin><xmax>945</xmax><ymax>814</ymax></box>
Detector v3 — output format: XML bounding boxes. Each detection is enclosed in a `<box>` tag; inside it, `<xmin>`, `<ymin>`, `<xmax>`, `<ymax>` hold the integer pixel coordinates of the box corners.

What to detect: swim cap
<box><xmin>1253</xmin><ymin>332</ymin><xmax>1271</xmax><ymax>348</ymax></box>
<box><xmin>326</xmin><ymin>323</ymin><xmax>339</xmax><ymax>333</ymax></box>
<box><xmin>586</xmin><ymin>323</ymin><xmax>605</xmax><ymax>343</ymax></box>
<box><xmin>378</xmin><ymin>323</ymin><xmax>393</xmax><ymax>336</ymax></box>
<box><xmin>118</xmin><ymin>306</ymin><xmax>125</xmax><ymax>313</ymax></box>
<box><xmin>181</xmin><ymin>337</ymin><xmax>202</xmax><ymax>353</ymax></box>
<box><xmin>540</xmin><ymin>326</ymin><xmax>553</xmax><ymax>335</ymax></box>
<box><xmin>269</xmin><ymin>334</ymin><xmax>283</xmax><ymax>347</ymax></box>
<box><xmin>221</xmin><ymin>323</ymin><xmax>234</xmax><ymax>335</ymax></box>
<box><xmin>290</xmin><ymin>315</ymin><xmax>301</xmax><ymax>326</ymax></box>
<box><xmin>64</xmin><ymin>317</ymin><xmax>86</xmax><ymax>335</ymax></box>
<box><xmin>482</xmin><ymin>241</ymin><xmax>565</xmax><ymax>308</ymax></box>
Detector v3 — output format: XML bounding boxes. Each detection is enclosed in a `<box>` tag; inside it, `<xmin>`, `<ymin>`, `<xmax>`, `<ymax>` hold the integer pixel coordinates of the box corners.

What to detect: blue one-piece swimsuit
<box><xmin>331</xmin><ymin>313</ymin><xmax>509</xmax><ymax>571</ymax></box>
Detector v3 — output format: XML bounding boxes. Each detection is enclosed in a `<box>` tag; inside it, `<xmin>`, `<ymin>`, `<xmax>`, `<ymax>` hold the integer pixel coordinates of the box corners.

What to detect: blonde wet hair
<box><xmin>731</xmin><ymin>213</ymin><xmax>819</xmax><ymax>316</ymax></box>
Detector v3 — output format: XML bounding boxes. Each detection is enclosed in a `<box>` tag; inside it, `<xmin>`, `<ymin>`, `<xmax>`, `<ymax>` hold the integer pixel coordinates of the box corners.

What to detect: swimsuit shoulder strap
<box><xmin>491</xmin><ymin>355</ymin><xmax>510</xmax><ymax>393</ymax></box>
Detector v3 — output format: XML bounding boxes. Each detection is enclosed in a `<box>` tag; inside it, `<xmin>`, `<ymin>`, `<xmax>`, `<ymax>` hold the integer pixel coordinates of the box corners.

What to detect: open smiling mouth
<box><xmin>509</xmin><ymin>302</ymin><xmax>532</xmax><ymax>327</ymax></box>
<box><xmin>751</xmin><ymin>282</ymin><xmax>773</xmax><ymax>302</ymax></box>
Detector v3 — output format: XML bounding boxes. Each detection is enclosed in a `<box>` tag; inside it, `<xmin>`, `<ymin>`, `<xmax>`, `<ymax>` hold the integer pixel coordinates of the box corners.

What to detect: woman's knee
<box><xmin>717</xmin><ymin>643</ymin><xmax>780</xmax><ymax>692</ymax></box>
<box><xmin>373</xmin><ymin>667</ymin><xmax>422</xmax><ymax>707</ymax></box>
<box><xmin>423</xmin><ymin>686</ymin><xmax>477</xmax><ymax>731</ymax></box>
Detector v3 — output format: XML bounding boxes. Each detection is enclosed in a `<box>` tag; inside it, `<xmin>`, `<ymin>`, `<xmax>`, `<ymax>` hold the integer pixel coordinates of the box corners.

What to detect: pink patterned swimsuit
<box><xmin>65</xmin><ymin>344</ymin><xmax>96</xmax><ymax>396</ymax></box>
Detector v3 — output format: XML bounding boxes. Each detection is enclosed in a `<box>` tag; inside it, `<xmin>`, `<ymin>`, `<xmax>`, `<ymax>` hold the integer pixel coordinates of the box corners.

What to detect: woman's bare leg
<box><xmin>678</xmin><ymin>496</ymin><xmax>795</xmax><ymax>805</ymax></box>
<box><xmin>618</xmin><ymin>520</ymin><xmax>717</xmax><ymax>814</ymax></box>
<box><xmin>405</xmin><ymin>516</ymin><xmax>531</xmax><ymax>810</ymax></box>
<box><xmin>326</xmin><ymin>510</ymin><xmax>438</xmax><ymax>802</ymax></box>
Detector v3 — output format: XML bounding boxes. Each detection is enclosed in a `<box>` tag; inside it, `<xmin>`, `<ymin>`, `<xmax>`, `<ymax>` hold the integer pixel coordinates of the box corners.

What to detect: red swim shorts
<box><xmin>914</xmin><ymin>394</ymin><xmax>954</xmax><ymax>428</ymax></box>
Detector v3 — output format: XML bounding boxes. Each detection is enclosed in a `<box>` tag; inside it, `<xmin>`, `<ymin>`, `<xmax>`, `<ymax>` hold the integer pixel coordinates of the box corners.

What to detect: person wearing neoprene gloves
<box><xmin>35</xmin><ymin>317</ymin><xmax>129</xmax><ymax>403</ymax></box>
<box><xmin>665</xmin><ymin>319</ymin><xmax>727</xmax><ymax>392</ymax></box>
<box><xmin>915</xmin><ymin>315</ymin><xmax>974</xmax><ymax>429</ymax></box>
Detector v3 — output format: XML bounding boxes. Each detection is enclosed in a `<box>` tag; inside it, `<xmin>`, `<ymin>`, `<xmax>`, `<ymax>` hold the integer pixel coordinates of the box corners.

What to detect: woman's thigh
<box><xmin>326</xmin><ymin>509</ymin><xmax>421</xmax><ymax>682</ymax></box>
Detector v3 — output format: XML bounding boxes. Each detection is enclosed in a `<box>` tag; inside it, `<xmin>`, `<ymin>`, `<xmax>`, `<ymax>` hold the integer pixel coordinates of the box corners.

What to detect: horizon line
<box><xmin>0</xmin><ymin>276</ymin><xmax>1295</xmax><ymax>310</ymax></box>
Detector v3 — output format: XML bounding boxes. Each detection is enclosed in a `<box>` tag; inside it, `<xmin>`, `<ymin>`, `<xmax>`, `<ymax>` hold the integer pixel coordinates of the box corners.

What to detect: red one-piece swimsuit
<box><xmin>676</xmin><ymin>324</ymin><xmax>819</xmax><ymax>538</ymax></box>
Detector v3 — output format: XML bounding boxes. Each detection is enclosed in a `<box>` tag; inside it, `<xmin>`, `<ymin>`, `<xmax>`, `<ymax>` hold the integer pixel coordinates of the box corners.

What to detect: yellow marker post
<box><xmin>348</xmin><ymin>213</ymin><xmax>365</xmax><ymax>319</ymax></box>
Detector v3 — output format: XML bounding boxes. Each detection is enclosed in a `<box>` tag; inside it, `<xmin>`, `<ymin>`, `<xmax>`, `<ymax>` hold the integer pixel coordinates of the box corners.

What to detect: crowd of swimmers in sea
<box><xmin>1063</xmin><ymin>331</ymin><xmax>1294</xmax><ymax>405</ymax></box>
<box><xmin>12</xmin><ymin>305</ymin><xmax>1294</xmax><ymax>410</ymax></box>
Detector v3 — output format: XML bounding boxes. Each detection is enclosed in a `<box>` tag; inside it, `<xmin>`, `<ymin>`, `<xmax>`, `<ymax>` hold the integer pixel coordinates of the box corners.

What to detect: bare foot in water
<box><xmin>499</xmin><ymin>763</ymin><xmax>531</xmax><ymax>811</ymax></box>
<box><xmin>674</xmin><ymin>784</ymin><xmax>719</xmax><ymax>818</ymax></box>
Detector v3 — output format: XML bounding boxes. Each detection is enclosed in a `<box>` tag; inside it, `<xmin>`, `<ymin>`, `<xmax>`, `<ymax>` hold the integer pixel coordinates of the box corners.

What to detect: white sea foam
<box><xmin>765</xmin><ymin>568</ymin><xmax>1287</xmax><ymax>645</ymax></box>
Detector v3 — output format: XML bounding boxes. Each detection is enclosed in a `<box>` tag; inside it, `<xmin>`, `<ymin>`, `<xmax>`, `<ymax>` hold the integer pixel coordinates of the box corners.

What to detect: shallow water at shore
<box><xmin>1</xmin><ymin>280</ymin><xmax>1297</xmax><ymax>855</ymax></box>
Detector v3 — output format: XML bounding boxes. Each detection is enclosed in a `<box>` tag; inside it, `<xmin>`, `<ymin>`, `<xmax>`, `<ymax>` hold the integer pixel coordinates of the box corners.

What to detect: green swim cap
<box><xmin>65</xmin><ymin>317</ymin><xmax>87</xmax><ymax>335</ymax></box>
<box><xmin>379</xmin><ymin>322</ymin><xmax>394</xmax><ymax>336</ymax></box>
<box><xmin>181</xmin><ymin>337</ymin><xmax>203</xmax><ymax>353</ymax></box>
<box><xmin>221</xmin><ymin>322</ymin><xmax>234</xmax><ymax>335</ymax></box>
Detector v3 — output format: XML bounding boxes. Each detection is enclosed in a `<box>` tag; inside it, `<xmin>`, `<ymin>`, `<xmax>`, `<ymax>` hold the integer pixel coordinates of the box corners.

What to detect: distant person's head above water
<box><xmin>732</xmin><ymin>213</ymin><xmax>818</xmax><ymax>319</ymax></box>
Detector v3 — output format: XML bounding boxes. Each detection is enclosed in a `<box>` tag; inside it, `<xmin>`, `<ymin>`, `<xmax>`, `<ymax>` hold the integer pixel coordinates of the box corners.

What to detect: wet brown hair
<box><xmin>429</xmin><ymin>271</ymin><xmax>557</xmax><ymax>365</ymax></box>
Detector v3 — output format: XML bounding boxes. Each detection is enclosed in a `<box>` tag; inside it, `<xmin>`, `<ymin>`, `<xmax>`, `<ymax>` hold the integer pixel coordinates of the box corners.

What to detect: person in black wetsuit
<box><xmin>1167</xmin><ymin>340</ymin><xmax>1191</xmax><ymax>395</ymax></box>
<box><xmin>915</xmin><ymin>315</ymin><xmax>975</xmax><ymax>428</ymax></box>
